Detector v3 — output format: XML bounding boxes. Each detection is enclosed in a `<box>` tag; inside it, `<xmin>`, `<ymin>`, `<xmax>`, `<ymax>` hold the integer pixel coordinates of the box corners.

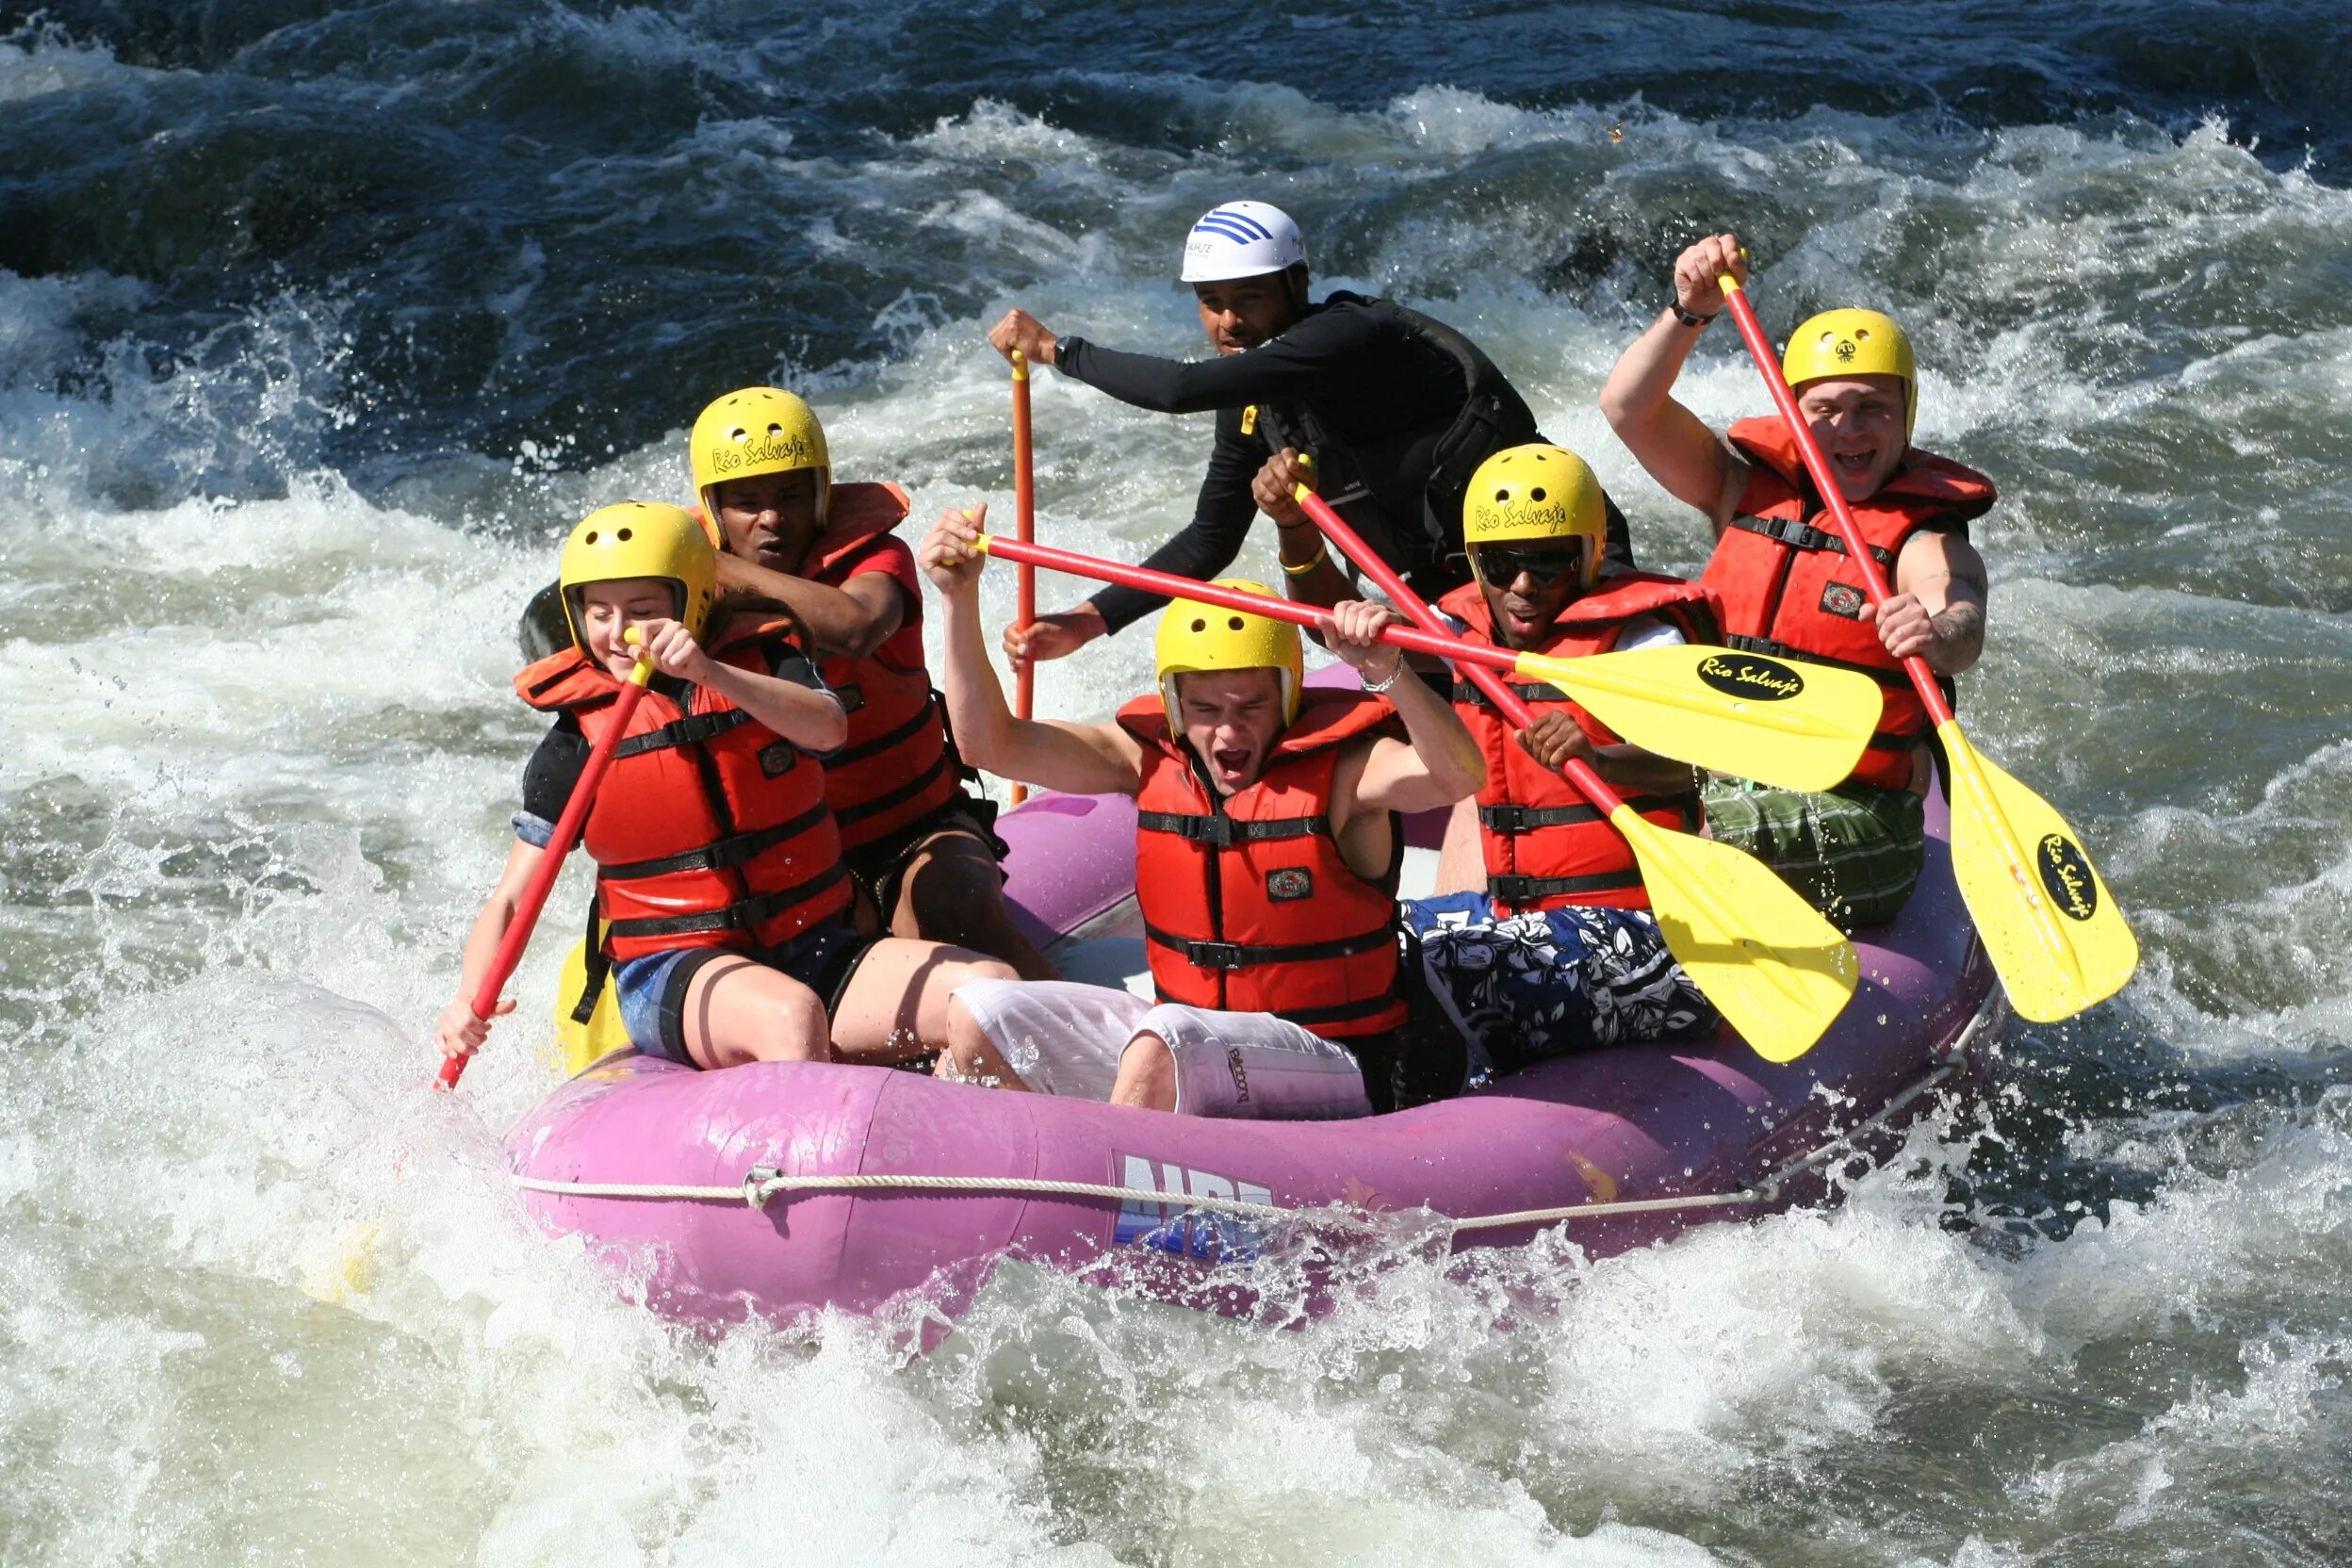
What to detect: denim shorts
<box><xmin>612</xmin><ymin>922</ymin><xmax>876</xmax><ymax>1068</ymax></box>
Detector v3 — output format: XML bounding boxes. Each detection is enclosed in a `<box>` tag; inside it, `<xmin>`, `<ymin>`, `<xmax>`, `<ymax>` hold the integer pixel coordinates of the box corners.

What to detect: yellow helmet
<box><xmin>558</xmin><ymin>500</ymin><xmax>717</xmax><ymax>652</ymax></box>
<box><xmin>1154</xmin><ymin>580</ymin><xmax>1303</xmax><ymax>729</ymax></box>
<box><xmin>689</xmin><ymin>386</ymin><xmax>831</xmax><ymax>528</ymax></box>
<box><xmin>1781</xmin><ymin>308</ymin><xmax>1917</xmax><ymax>440</ymax></box>
<box><xmin>1462</xmin><ymin>443</ymin><xmax>1608</xmax><ymax>590</ymax></box>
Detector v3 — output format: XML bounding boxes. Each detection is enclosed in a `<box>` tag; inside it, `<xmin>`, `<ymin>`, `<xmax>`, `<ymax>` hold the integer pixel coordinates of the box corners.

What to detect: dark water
<box><xmin>4</xmin><ymin>4</ymin><xmax>2350</xmax><ymax>1564</ymax></box>
<box><xmin>4</xmin><ymin>1</ymin><xmax>2346</xmax><ymax>498</ymax></box>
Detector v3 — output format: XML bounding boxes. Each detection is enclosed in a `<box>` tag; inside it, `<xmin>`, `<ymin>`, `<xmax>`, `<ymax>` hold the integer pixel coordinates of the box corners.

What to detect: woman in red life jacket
<box><xmin>685</xmin><ymin>386</ymin><xmax>1054</xmax><ymax>982</ymax></box>
<box><xmin>1598</xmin><ymin>234</ymin><xmax>1993</xmax><ymax>926</ymax></box>
<box><xmin>1413</xmin><ymin>444</ymin><xmax>1719</xmax><ymax>1080</ymax></box>
<box><xmin>433</xmin><ymin>502</ymin><xmax>1022</xmax><ymax>1084</ymax></box>
<box><xmin>920</xmin><ymin>502</ymin><xmax>1488</xmax><ymax>1116</ymax></box>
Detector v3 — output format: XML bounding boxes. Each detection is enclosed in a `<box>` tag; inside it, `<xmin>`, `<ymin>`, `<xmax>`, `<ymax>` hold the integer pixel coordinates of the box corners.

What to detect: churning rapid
<box><xmin>4</xmin><ymin>1</ymin><xmax>2349</xmax><ymax>1561</ymax></box>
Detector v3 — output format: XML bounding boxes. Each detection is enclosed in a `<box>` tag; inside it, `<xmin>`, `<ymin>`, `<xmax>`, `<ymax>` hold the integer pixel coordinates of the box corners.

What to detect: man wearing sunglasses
<box><xmin>1402</xmin><ymin>443</ymin><xmax>1723</xmax><ymax>1077</ymax></box>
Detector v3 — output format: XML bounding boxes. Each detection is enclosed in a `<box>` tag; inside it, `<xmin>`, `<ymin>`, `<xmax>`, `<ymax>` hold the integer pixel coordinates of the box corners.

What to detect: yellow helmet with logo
<box><xmin>558</xmin><ymin>500</ymin><xmax>717</xmax><ymax>652</ymax></box>
<box><xmin>1782</xmin><ymin>308</ymin><xmax>1917</xmax><ymax>440</ymax></box>
<box><xmin>1154</xmin><ymin>579</ymin><xmax>1303</xmax><ymax>728</ymax></box>
<box><xmin>1462</xmin><ymin>443</ymin><xmax>1608</xmax><ymax>590</ymax></box>
<box><xmin>689</xmin><ymin>386</ymin><xmax>831</xmax><ymax>529</ymax></box>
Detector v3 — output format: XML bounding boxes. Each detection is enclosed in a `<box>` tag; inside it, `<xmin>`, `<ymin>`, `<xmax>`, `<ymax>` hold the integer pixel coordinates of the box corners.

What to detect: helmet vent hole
<box><xmin>1494</xmin><ymin>487</ymin><xmax>1511</xmax><ymax>502</ymax></box>
<box><xmin>1227</xmin><ymin>616</ymin><xmax>1246</xmax><ymax>630</ymax></box>
<box><xmin>727</xmin><ymin>426</ymin><xmax>748</xmax><ymax>443</ymax></box>
<box><xmin>1190</xmin><ymin>617</ymin><xmax>1208</xmax><ymax>633</ymax></box>
<box><xmin>615</xmin><ymin>528</ymin><xmax>633</xmax><ymax>542</ymax></box>
<box><xmin>766</xmin><ymin>423</ymin><xmax>784</xmax><ymax>438</ymax></box>
<box><xmin>1530</xmin><ymin>487</ymin><xmax>1547</xmax><ymax>502</ymax></box>
<box><xmin>583</xmin><ymin>531</ymin><xmax>598</xmax><ymax>544</ymax></box>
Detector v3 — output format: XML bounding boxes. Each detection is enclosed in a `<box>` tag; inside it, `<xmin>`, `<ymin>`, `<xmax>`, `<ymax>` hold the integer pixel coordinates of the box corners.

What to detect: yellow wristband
<box><xmin>1280</xmin><ymin>541</ymin><xmax>1329</xmax><ymax>578</ymax></box>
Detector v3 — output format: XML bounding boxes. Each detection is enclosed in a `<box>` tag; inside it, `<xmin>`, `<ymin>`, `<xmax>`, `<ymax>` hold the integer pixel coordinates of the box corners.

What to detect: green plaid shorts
<box><xmin>1700</xmin><ymin>778</ymin><xmax>1926</xmax><ymax>930</ymax></box>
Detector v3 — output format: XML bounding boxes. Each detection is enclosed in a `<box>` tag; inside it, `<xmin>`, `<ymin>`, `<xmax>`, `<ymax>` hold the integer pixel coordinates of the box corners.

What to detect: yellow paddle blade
<box><xmin>1515</xmin><ymin>644</ymin><xmax>1881</xmax><ymax>794</ymax></box>
<box><xmin>552</xmin><ymin>937</ymin><xmax>629</xmax><ymax>1077</ymax></box>
<box><xmin>1614</xmin><ymin>805</ymin><xmax>1859</xmax><ymax>1062</ymax></box>
<box><xmin>1938</xmin><ymin>721</ymin><xmax>2138</xmax><ymax>1022</ymax></box>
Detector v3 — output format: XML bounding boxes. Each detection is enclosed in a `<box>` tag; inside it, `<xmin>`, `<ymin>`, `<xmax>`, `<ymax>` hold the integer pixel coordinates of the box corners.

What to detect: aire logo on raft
<box><xmin>1111</xmin><ymin>1152</ymin><xmax>1270</xmax><ymax>1263</ymax></box>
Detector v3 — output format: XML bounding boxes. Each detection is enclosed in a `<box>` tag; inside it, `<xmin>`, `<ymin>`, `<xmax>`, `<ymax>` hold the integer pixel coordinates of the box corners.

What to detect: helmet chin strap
<box><xmin>1284</xmin><ymin>266</ymin><xmax>1311</xmax><ymax>320</ymax></box>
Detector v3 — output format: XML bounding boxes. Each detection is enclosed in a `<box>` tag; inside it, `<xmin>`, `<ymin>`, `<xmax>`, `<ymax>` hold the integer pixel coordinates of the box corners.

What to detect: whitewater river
<box><xmin>4</xmin><ymin>3</ymin><xmax>2348</xmax><ymax>1562</ymax></box>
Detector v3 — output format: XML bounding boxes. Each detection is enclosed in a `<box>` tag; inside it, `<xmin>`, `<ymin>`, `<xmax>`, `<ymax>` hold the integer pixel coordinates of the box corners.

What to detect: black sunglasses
<box><xmin>1475</xmin><ymin>542</ymin><xmax>1586</xmax><ymax>588</ymax></box>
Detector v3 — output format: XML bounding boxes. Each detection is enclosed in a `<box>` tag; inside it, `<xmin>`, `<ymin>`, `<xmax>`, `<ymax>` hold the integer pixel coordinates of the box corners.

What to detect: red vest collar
<box><xmin>1727</xmin><ymin>416</ymin><xmax>1996</xmax><ymax>510</ymax></box>
<box><xmin>1116</xmin><ymin>687</ymin><xmax>1402</xmax><ymax>772</ymax></box>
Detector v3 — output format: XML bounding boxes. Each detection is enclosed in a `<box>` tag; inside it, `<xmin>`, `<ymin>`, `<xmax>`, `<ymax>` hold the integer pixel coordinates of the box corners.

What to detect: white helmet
<box><xmin>1179</xmin><ymin>201</ymin><xmax>1308</xmax><ymax>284</ymax></box>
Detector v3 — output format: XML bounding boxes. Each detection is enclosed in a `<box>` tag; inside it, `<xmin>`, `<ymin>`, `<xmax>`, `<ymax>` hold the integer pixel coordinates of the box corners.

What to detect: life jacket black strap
<box><xmin>1135</xmin><ymin>810</ymin><xmax>1330</xmax><ymax>848</ymax></box>
<box><xmin>613</xmin><ymin>708</ymin><xmax>755</xmax><ymax>758</ymax></box>
<box><xmin>601</xmin><ymin>861</ymin><xmax>849</xmax><ymax>940</ymax></box>
<box><xmin>1727</xmin><ymin>513</ymin><xmax>1897</xmax><ymax>567</ymax></box>
<box><xmin>1143</xmin><ymin>922</ymin><xmax>1395</xmax><ymax>971</ymax></box>
<box><xmin>571</xmin><ymin>896</ymin><xmax>610</xmax><ymax>1023</ymax></box>
<box><xmin>831</xmin><ymin>748</ymin><xmax>954</xmax><ymax>826</ymax></box>
<box><xmin>1451</xmin><ymin>679</ymin><xmax>1559</xmax><ymax>707</ymax></box>
<box><xmin>1478</xmin><ymin>801</ymin><xmax>1606</xmax><ymax>833</ymax></box>
<box><xmin>830</xmin><ymin>697</ymin><xmax>939</xmax><ymax>766</ymax></box>
<box><xmin>1488</xmin><ymin>870</ymin><xmax>1645</xmax><ymax>905</ymax></box>
<box><xmin>1722</xmin><ymin>633</ymin><xmax>1907</xmax><ymax>690</ymax></box>
<box><xmin>596</xmin><ymin>799</ymin><xmax>836</xmax><ymax>881</ymax></box>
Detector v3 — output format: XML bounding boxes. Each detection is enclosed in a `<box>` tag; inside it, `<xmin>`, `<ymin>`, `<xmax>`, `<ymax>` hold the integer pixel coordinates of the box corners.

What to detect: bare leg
<box><xmin>674</xmin><ymin>956</ymin><xmax>830</xmax><ymax>1070</ymax></box>
<box><xmin>832</xmin><ymin>938</ymin><xmax>1028</xmax><ymax>1089</ymax></box>
<box><xmin>892</xmin><ymin>829</ymin><xmax>1058</xmax><ymax>981</ymax></box>
<box><xmin>1433</xmin><ymin>796</ymin><xmax>1484</xmax><ymax>896</ymax></box>
<box><xmin>1109</xmin><ymin>1030</ymin><xmax>1178</xmax><ymax>1112</ymax></box>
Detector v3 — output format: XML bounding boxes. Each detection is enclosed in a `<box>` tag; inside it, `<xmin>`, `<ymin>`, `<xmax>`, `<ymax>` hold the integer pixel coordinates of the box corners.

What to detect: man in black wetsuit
<box><xmin>985</xmin><ymin>200</ymin><xmax>1634</xmax><ymax>670</ymax></box>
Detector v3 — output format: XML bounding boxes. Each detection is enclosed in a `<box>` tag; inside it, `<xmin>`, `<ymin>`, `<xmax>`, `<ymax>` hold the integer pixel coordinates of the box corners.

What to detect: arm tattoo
<box><xmin>1929</xmin><ymin>602</ymin><xmax>1984</xmax><ymax>672</ymax></box>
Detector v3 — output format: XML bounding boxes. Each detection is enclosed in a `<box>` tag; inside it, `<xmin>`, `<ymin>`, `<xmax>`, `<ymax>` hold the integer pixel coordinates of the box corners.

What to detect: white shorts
<box><xmin>949</xmin><ymin>979</ymin><xmax>1372</xmax><ymax>1120</ymax></box>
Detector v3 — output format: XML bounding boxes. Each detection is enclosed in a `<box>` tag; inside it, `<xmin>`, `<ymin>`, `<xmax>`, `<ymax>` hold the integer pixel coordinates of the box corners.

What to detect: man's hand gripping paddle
<box><xmin>1286</xmin><ymin>486</ymin><xmax>1858</xmax><ymax>1062</ymax></box>
<box><xmin>1716</xmin><ymin>274</ymin><xmax>2138</xmax><ymax>1022</ymax></box>
<box><xmin>438</xmin><ymin>632</ymin><xmax>655</xmax><ymax>1089</ymax></box>
<box><xmin>1008</xmin><ymin>349</ymin><xmax>1037</xmax><ymax>804</ymax></box>
<box><xmin>971</xmin><ymin>534</ymin><xmax>1880</xmax><ymax>792</ymax></box>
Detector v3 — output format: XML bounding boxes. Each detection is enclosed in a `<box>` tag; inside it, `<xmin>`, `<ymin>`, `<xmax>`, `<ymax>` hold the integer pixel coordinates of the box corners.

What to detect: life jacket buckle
<box><xmin>1183</xmin><ymin>939</ymin><xmax>1246</xmax><ymax>971</ymax></box>
<box><xmin>1184</xmin><ymin>815</ymin><xmax>1235</xmax><ymax>848</ymax></box>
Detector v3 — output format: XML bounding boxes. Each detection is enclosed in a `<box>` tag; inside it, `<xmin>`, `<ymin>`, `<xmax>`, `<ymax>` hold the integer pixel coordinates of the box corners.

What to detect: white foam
<box><xmin>7</xmin><ymin>53</ymin><xmax>2352</xmax><ymax>1568</ymax></box>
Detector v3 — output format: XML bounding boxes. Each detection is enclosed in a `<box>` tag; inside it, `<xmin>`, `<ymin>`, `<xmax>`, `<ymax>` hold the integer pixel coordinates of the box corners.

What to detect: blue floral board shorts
<box><xmin>1402</xmin><ymin>892</ymin><xmax>1718</xmax><ymax>1080</ymax></box>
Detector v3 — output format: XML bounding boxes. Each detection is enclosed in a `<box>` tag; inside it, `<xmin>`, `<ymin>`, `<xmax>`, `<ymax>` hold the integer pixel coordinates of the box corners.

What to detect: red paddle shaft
<box><xmin>977</xmin><ymin>532</ymin><xmax>1531</xmax><ymax>677</ymax></box>
<box><xmin>438</xmin><ymin>655</ymin><xmax>655</xmax><ymax>1089</ymax></box>
<box><xmin>1009</xmin><ymin>351</ymin><xmax>1037</xmax><ymax>804</ymax></box>
<box><xmin>1289</xmin><ymin>489</ymin><xmax>1636</xmax><ymax>818</ymax></box>
<box><xmin>1715</xmin><ymin>283</ymin><xmax>1955</xmax><ymax>727</ymax></box>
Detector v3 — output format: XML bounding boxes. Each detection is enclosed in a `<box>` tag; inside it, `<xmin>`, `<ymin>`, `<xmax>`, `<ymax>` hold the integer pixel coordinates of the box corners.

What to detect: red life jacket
<box><xmin>1117</xmin><ymin>689</ymin><xmax>1408</xmax><ymax>1041</ymax></box>
<box><xmin>1701</xmin><ymin>417</ymin><xmax>1996</xmax><ymax>790</ymax></box>
<box><xmin>1436</xmin><ymin>575</ymin><xmax>1717</xmax><ymax>912</ymax></box>
<box><xmin>793</xmin><ymin>482</ymin><xmax>966</xmax><ymax>851</ymax></box>
<box><xmin>513</xmin><ymin>615</ymin><xmax>851</xmax><ymax>961</ymax></box>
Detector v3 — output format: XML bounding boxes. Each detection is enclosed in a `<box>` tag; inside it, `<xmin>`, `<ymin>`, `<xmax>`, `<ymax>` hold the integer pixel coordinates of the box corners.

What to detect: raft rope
<box><xmin>509</xmin><ymin>1005</ymin><xmax>1989</xmax><ymax>1237</ymax></box>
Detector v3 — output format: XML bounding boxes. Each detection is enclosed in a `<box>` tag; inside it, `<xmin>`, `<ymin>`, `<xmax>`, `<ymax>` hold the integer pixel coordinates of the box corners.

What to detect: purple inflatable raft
<box><xmin>505</xmin><ymin>753</ymin><xmax>2000</xmax><ymax>1330</ymax></box>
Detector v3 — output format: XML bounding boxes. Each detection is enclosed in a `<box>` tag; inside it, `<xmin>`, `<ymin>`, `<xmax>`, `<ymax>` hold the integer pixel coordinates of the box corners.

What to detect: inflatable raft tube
<box><xmin>508</xmin><ymin>743</ymin><xmax>1997</xmax><ymax>1331</ymax></box>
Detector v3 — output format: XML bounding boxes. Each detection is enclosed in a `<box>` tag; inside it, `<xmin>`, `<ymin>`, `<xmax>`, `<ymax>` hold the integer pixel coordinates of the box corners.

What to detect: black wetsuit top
<box><xmin>1055</xmin><ymin>292</ymin><xmax>1634</xmax><ymax>630</ymax></box>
